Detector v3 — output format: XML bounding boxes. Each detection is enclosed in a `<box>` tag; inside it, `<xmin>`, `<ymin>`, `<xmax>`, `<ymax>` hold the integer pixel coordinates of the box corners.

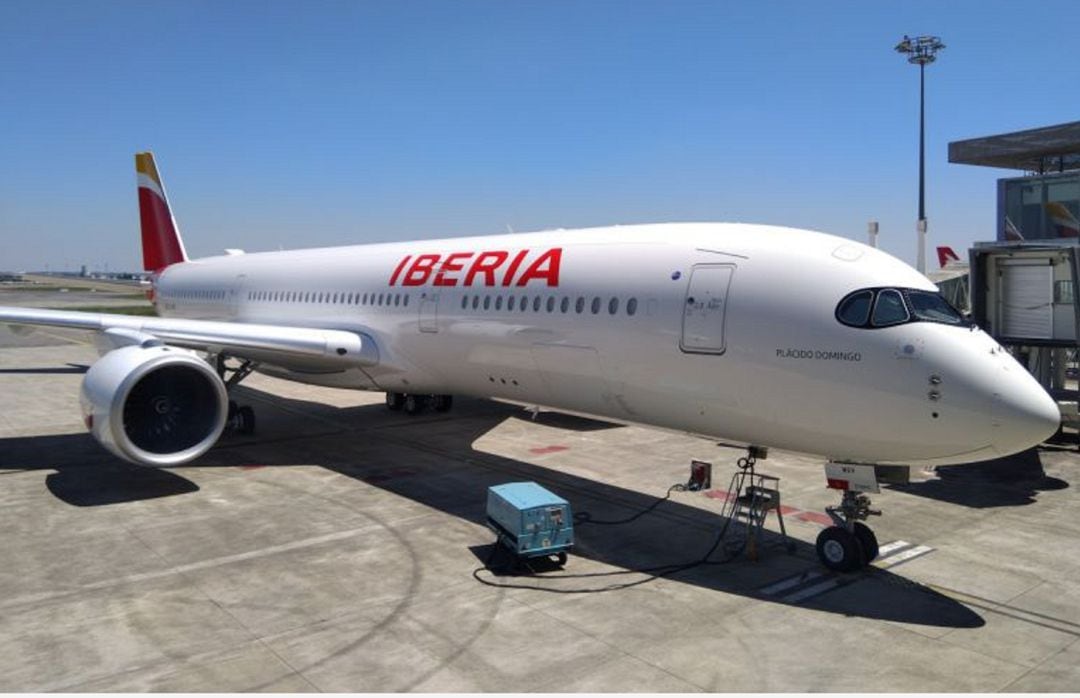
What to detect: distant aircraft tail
<box><xmin>1004</xmin><ymin>216</ymin><xmax>1025</xmax><ymax>241</ymax></box>
<box><xmin>136</xmin><ymin>152</ymin><xmax>188</xmax><ymax>272</ymax></box>
<box><xmin>936</xmin><ymin>246</ymin><xmax>961</xmax><ymax>269</ymax></box>
<box><xmin>1045</xmin><ymin>202</ymin><xmax>1080</xmax><ymax>238</ymax></box>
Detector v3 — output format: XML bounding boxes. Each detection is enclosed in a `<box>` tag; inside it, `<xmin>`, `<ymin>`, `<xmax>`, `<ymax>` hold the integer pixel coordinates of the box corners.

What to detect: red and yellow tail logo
<box><xmin>136</xmin><ymin>152</ymin><xmax>188</xmax><ymax>272</ymax></box>
<box><xmin>1045</xmin><ymin>202</ymin><xmax>1080</xmax><ymax>238</ymax></box>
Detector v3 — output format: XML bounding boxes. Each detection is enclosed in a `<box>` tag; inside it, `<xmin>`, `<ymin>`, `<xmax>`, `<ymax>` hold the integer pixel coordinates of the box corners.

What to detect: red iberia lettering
<box><xmin>433</xmin><ymin>252</ymin><xmax>474</xmax><ymax>286</ymax></box>
<box><xmin>465</xmin><ymin>251</ymin><xmax>509</xmax><ymax>287</ymax></box>
<box><xmin>515</xmin><ymin>247</ymin><xmax>562</xmax><ymax>287</ymax></box>
<box><xmin>388</xmin><ymin>255</ymin><xmax>411</xmax><ymax>286</ymax></box>
<box><xmin>501</xmin><ymin>250</ymin><xmax>529</xmax><ymax>286</ymax></box>
<box><xmin>402</xmin><ymin>254</ymin><xmax>441</xmax><ymax>286</ymax></box>
<box><xmin>387</xmin><ymin>247</ymin><xmax>562</xmax><ymax>287</ymax></box>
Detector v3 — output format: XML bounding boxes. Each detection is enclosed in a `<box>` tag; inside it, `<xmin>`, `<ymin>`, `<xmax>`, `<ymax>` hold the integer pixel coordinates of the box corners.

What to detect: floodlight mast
<box><xmin>895</xmin><ymin>35</ymin><xmax>944</xmax><ymax>274</ymax></box>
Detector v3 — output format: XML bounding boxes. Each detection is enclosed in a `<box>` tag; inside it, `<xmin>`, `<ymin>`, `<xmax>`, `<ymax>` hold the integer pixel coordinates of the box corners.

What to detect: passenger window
<box><xmin>472</xmin><ymin>296</ymin><xmax>480</xmax><ymax>310</ymax></box>
<box><xmin>560</xmin><ymin>297</ymin><xmax>569</xmax><ymax>313</ymax></box>
<box><xmin>837</xmin><ymin>290</ymin><xmax>873</xmax><ymax>327</ymax></box>
<box><xmin>533</xmin><ymin>296</ymin><xmax>542</xmax><ymax>312</ymax></box>
<box><xmin>495</xmin><ymin>296</ymin><xmax>503</xmax><ymax>311</ymax></box>
<box><xmin>608</xmin><ymin>297</ymin><xmax>619</xmax><ymax>315</ymax></box>
<box><xmin>872</xmin><ymin>290</ymin><xmax>909</xmax><ymax>327</ymax></box>
<box><xmin>627</xmin><ymin>298</ymin><xmax>638</xmax><ymax>316</ymax></box>
<box><xmin>508</xmin><ymin>296</ymin><xmax>516</xmax><ymax>311</ymax></box>
<box><xmin>546</xmin><ymin>297</ymin><xmax>555</xmax><ymax>312</ymax></box>
<box><xmin>576</xmin><ymin>297</ymin><xmax>585</xmax><ymax>314</ymax></box>
<box><xmin>483</xmin><ymin>296</ymin><xmax>491</xmax><ymax>310</ymax></box>
<box><xmin>591</xmin><ymin>297</ymin><xmax>601</xmax><ymax>314</ymax></box>
<box><xmin>461</xmin><ymin>296</ymin><xmax>468</xmax><ymax>310</ymax></box>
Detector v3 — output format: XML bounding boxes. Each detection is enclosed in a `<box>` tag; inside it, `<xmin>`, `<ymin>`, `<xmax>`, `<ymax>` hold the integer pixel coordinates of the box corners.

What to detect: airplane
<box><xmin>928</xmin><ymin>246</ymin><xmax>970</xmax><ymax>315</ymax></box>
<box><xmin>0</xmin><ymin>153</ymin><xmax>1061</xmax><ymax>573</ymax></box>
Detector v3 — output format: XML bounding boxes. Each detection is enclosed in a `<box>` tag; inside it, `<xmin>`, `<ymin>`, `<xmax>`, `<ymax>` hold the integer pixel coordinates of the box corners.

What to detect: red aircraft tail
<box><xmin>135</xmin><ymin>152</ymin><xmax>188</xmax><ymax>272</ymax></box>
<box><xmin>936</xmin><ymin>246</ymin><xmax>961</xmax><ymax>269</ymax></box>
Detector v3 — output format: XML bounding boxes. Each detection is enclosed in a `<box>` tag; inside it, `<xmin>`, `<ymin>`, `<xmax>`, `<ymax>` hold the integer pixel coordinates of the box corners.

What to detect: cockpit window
<box><xmin>837</xmin><ymin>287</ymin><xmax>963</xmax><ymax>329</ymax></box>
<box><xmin>871</xmin><ymin>290</ymin><xmax>909</xmax><ymax>327</ymax></box>
<box><xmin>836</xmin><ymin>290</ymin><xmax>873</xmax><ymax>326</ymax></box>
<box><xmin>904</xmin><ymin>289</ymin><xmax>966</xmax><ymax>325</ymax></box>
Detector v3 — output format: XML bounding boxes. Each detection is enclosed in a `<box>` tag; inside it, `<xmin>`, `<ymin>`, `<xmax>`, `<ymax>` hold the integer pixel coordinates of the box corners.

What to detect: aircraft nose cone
<box><xmin>992</xmin><ymin>382</ymin><xmax>1060</xmax><ymax>456</ymax></box>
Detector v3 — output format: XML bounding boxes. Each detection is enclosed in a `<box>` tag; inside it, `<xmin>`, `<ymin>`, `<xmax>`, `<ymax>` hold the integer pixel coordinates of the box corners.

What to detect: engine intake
<box><xmin>80</xmin><ymin>345</ymin><xmax>228</xmax><ymax>466</ymax></box>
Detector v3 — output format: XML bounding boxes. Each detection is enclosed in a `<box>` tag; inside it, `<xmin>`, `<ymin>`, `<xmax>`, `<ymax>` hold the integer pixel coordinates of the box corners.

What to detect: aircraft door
<box><xmin>681</xmin><ymin>264</ymin><xmax>734</xmax><ymax>354</ymax></box>
<box><xmin>419</xmin><ymin>291</ymin><xmax>439</xmax><ymax>333</ymax></box>
<box><xmin>229</xmin><ymin>274</ymin><xmax>247</xmax><ymax>319</ymax></box>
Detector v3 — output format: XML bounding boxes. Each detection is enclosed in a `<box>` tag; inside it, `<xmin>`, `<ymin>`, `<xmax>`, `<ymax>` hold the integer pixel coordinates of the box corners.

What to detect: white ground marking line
<box><xmin>875</xmin><ymin>539</ymin><xmax>911</xmax><ymax>557</ymax></box>
<box><xmin>781</xmin><ymin>579</ymin><xmax>841</xmax><ymax>603</ymax></box>
<box><xmin>759</xmin><ymin>569</ymin><xmax>826</xmax><ymax>596</ymax></box>
<box><xmin>0</xmin><ymin>526</ymin><xmax>374</xmax><ymax>610</ymax></box>
<box><xmin>758</xmin><ymin>541</ymin><xmax>926</xmax><ymax>604</ymax></box>
<box><xmin>872</xmin><ymin>544</ymin><xmax>933</xmax><ymax>569</ymax></box>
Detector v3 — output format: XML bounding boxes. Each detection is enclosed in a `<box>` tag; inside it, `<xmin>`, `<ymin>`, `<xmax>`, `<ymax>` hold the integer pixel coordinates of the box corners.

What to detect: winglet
<box><xmin>136</xmin><ymin>152</ymin><xmax>188</xmax><ymax>272</ymax></box>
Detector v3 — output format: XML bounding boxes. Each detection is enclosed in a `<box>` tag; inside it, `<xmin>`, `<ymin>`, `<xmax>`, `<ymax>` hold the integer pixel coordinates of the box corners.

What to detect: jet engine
<box><xmin>79</xmin><ymin>344</ymin><xmax>229</xmax><ymax>466</ymax></box>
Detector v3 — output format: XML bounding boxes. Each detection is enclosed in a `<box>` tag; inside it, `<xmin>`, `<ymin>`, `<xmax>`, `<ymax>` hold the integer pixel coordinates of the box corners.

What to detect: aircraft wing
<box><xmin>0</xmin><ymin>306</ymin><xmax>379</xmax><ymax>368</ymax></box>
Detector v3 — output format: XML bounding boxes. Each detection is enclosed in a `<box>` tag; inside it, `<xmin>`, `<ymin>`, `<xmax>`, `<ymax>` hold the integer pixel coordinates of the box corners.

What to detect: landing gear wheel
<box><xmin>403</xmin><ymin>394</ymin><xmax>426</xmax><ymax>415</ymax></box>
<box><xmin>432</xmin><ymin>394</ymin><xmax>453</xmax><ymax>412</ymax></box>
<box><xmin>816</xmin><ymin>526</ymin><xmax>864</xmax><ymax>572</ymax></box>
<box><xmin>236</xmin><ymin>405</ymin><xmax>256</xmax><ymax>435</ymax></box>
<box><xmin>555</xmin><ymin>551</ymin><xmax>568</xmax><ymax>567</ymax></box>
<box><xmin>385</xmin><ymin>392</ymin><xmax>405</xmax><ymax>411</ymax></box>
<box><xmin>852</xmin><ymin>522</ymin><xmax>878</xmax><ymax>563</ymax></box>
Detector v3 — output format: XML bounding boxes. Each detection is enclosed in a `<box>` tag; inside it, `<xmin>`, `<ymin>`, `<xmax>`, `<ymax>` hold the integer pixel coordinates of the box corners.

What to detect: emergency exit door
<box><xmin>681</xmin><ymin>264</ymin><xmax>734</xmax><ymax>354</ymax></box>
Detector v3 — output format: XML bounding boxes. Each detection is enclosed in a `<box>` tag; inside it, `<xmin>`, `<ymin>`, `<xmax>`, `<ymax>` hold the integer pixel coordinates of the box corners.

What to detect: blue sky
<box><xmin>2</xmin><ymin>1</ymin><xmax>1079</xmax><ymax>272</ymax></box>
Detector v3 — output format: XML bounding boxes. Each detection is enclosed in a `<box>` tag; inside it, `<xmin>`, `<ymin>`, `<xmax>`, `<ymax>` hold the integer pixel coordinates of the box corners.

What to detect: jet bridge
<box><xmin>970</xmin><ymin>241</ymin><xmax>1080</xmax><ymax>427</ymax></box>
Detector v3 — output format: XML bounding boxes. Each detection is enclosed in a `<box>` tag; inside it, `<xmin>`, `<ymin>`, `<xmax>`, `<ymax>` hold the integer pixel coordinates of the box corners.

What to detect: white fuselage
<box><xmin>152</xmin><ymin>223</ymin><xmax>1059</xmax><ymax>467</ymax></box>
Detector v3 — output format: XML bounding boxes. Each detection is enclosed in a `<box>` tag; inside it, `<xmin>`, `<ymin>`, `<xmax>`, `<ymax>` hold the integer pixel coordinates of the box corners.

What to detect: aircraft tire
<box><xmin>237</xmin><ymin>405</ymin><xmax>256</xmax><ymax>435</ymax></box>
<box><xmin>815</xmin><ymin>526</ymin><xmax>864</xmax><ymax>572</ymax></box>
<box><xmin>403</xmin><ymin>394</ymin><xmax>426</xmax><ymax>415</ymax></box>
<box><xmin>852</xmin><ymin>522</ymin><xmax>879</xmax><ymax>563</ymax></box>
<box><xmin>555</xmin><ymin>551</ymin><xmax>568</xmax><ymax>567</ymax></box>
<box><xmin>385</xmin><ymin>392</ymin><xmax>405</xmax><ymax>411</ymax></box>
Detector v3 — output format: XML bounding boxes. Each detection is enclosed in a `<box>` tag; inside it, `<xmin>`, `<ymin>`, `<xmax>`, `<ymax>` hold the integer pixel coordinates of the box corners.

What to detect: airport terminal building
<box><xmin>950</xmin><ymin>120</ymin><xmax>1080</xmax><ymax>241</ymax></box>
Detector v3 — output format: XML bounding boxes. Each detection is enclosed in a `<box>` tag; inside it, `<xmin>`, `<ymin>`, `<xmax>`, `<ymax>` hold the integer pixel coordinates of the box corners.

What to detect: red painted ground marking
<box><xmin>240</xmin><ymin>464</ymin><xmax>266</xmax><ymax>470</ymax></box>
<box><xmin>529</xmin><ymin>445</ymin><xmax>569</xmax><ymax>455</ymax></box>
<box><xmin>777</xmin><ymin>504</ymin><xmax>798</xmax><ymax>515</ymax></box>
<box><xmin>704</xmin><ymin>489</ymin><xmax>733</xmax><ymax>500</ymax></box>
<box><xmin>795</xmin><ymin>511</ymin><xmax>833</xmax><ymax>527</ymax></box>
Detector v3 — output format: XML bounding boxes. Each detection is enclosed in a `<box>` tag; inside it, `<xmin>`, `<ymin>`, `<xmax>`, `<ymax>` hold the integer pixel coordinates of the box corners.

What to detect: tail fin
<box><xmin>1005</xmin><ymin>215</ymin><xmax>1025</xmax><ymax>241</ymax></box>
<box><xmin>936</xmin><ymin>246</ymin><xmax>960</xmax><ymax>269</ymax></box>
<box><xmin>1045</xmin><ymin>202</ymin><xmax>1080</xmax><ymax>238</ymax></box>
<box><xmin>136</xmin><ymin>152</ymin><xmax>188</xmax><ymax>272</ymax></box>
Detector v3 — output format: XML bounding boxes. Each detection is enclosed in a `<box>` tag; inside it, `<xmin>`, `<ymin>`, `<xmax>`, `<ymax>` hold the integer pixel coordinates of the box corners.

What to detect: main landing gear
<box><xmin>816</xmin><ymin>463</ymin><xmax>882</xmax><ymax>572</ymax></box>
<box><xmin>215</xmin><ymin>354</ymin><xmax>259</xmax><ymax>435</ymax></box>
<box><xmin>385</xmin><ymin>392</ymin><xmax>453</xmax><ymax>416</ymax></box>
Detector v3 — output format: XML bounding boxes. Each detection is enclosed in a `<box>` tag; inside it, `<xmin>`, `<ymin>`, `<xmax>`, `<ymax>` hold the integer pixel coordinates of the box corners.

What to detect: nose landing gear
<box><xmin>816</xmin><ymin>463</ymin><xmax>882</xmax><ymax>572</ymax></box>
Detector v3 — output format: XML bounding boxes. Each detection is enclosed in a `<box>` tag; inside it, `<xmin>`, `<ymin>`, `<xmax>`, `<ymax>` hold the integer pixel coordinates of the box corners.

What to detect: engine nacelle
<box><xmin>80</xmin><ymin>345</ymin><xmax>229</xmax><ymax>466</ymax></box>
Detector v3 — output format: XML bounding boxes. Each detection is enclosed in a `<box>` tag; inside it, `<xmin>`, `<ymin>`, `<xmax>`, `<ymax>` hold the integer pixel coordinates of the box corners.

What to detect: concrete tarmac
<box><xmin>1</xmin><ymin>324</ymin><xmax>1079</xmax><ymax>691</ymax></box>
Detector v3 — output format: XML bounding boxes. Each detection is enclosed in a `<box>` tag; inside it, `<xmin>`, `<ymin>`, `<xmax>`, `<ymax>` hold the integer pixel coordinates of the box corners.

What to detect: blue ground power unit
<box><xmin>486</xmin><ymin>482</ymin><xmax>573</xmax><ymax>562</ymax></box>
